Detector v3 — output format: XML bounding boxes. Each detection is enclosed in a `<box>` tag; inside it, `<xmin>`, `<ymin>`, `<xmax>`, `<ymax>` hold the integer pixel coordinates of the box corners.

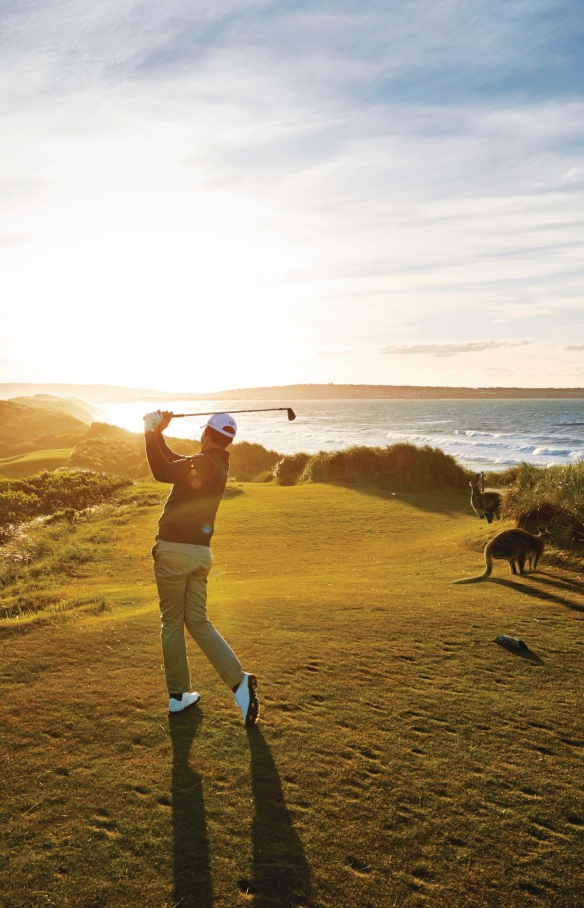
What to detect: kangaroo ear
<box><xmin>469</xmin><ymin>481</ymin><xmax>474</xmax><ymax>488</ymax></box>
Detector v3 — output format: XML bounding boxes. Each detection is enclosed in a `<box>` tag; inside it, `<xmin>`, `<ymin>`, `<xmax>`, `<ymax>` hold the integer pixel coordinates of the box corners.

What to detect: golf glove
<box><xmin>143</xmin><ymin>411</ymin><xmax>163</xmax><ymax>432</ymax></box>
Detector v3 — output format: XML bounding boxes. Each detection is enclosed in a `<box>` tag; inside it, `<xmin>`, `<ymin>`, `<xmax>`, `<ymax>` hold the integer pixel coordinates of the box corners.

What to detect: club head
<box><xmin>287</xmin><ymin>408</ymin><xmax>296</xmax><ymax>421</ymax></box>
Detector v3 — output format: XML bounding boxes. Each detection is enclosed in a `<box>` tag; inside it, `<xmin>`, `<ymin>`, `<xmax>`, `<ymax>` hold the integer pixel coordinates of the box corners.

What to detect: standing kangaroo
<box><xmin>451</xmin><ymin>529</ymin><xmax>550</xmax><ymax>584</ymax></box>
<box><xmin>470</xmin><ymin>472</ymin><xmax>502</xmax><ymax>524</ymax></box>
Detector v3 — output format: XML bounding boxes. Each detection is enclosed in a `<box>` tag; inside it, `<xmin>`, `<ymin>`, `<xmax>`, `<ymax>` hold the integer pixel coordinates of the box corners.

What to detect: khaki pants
<box><xmin>152</xmin><ymin>539</ymin><xmax>243</xmax><ymax>695</ymax></box>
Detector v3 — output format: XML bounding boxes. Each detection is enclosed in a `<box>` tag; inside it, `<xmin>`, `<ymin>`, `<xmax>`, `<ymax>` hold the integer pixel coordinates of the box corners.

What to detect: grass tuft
<box><xmin>0</xmin><ymin>468</ymin><xmax>132</xmax><ymax>529</ymax></box>
<box><xmin>273</xmin><ymin>451</ymin><xmax>311</xmax><ymax>485</ymax></box>
<box><xmin>498</xmin><ymin>462</ymin><xmax>584</xmax><ymax>551</ymax></box>
<box><xmin>275</xmin><ymin>443</ymin><xmax>470</xmax><ymax>491</ymax></box>
<box><xmin>228</xmin><ymin>441</ymin><xmax>280</xmax><ymax>482</ymax></box>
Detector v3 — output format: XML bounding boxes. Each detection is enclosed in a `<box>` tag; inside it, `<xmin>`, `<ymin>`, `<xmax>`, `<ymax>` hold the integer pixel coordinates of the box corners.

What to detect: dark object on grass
<box><xmin>495</xmin><ymin>635</ymin><xmax>527</xmax><ymax>650</ymax></box>
<box><xmin>172</xmin><ymin>407</ymin><xmax>296</xmax><ymax>421</ymax></box>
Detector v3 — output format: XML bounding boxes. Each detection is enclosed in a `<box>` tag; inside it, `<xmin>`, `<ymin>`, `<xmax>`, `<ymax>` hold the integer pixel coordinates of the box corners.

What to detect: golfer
<box><xmin>144</xmin><ymin>409</ymin><xmax>259</xmax><ymax>724</ymax></box>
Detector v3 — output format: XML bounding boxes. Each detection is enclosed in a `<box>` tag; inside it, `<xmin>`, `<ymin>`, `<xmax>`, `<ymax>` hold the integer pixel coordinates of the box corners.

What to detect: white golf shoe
<box><xmin>234</xmin><ymin>673</ymin><xmax>259</xmax><ymax>726</ymax></box>
<box><xmin>168</xmin><ymin>691</ymin><xmax>201</xmax><ymax>714</ymax></box>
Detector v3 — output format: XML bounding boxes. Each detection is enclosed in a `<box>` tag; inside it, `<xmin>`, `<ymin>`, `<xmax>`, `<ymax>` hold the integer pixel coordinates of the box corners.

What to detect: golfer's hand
<box><xmin>143</xmin><ymin>411</ymin><xmax>173</xmax><ymax>434</ymax></box>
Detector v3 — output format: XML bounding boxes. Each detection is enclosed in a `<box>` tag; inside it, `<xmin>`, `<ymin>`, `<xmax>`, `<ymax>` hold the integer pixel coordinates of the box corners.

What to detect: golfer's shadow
<box><xmin>491</xmin><ymin>576</ymin><xmax>584</xmax><ymax>613</ymax></box>
<box><xmin>246</xmin><ymin>727</ymin><xmax>311</xmax><ymax>907</ymax></box>
<box><xmin>169</xmin><ymin>709</ymin><xmax>212</xmax><ymax>908</ymax></box>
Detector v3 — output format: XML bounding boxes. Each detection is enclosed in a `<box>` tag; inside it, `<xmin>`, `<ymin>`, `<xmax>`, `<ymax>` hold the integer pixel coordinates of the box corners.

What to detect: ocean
<box><xmin>97</xmin><ymin>398</ymin><xmax>584</xmax><ymax>472</ymax></box>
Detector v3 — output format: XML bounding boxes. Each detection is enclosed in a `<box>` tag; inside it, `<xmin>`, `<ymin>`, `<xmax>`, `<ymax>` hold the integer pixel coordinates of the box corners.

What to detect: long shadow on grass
<box><xmin>530</xmin><ymin>572</ymin><xmax>584</xmax><ymax>597</ymax></box>
<box><xmin>317</xmin><ymin>481</ymin><xmax>464</xmax><ymax>516</ymax></box>
<box><xmin>246</xmin><ymin>727</ymin><xmax>311</xmax><ymax>907</ymax></box>
<box><xmin>169</xmin><ymin>709</ymin><xmax>212</xmax><ymax>908</ymax></box>
<box><xmin>491</xmin><ymin>577</ymin><xmax>584</xmax><ymax>613</ymax></box>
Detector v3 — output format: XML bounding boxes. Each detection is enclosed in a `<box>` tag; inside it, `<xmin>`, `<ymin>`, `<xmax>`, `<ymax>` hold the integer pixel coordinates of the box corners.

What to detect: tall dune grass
<box><xmin>0</xmin><ymin>469</ymin><xmax>132</xmax><ymax>530</ymax></box>
<box><xmin>273</xmin><ymin>452</ymin><xmax>311</xmax><ymax>486</ymax></box>
<box><xmin>69</xmin><ymin>437</ymin><xmax>147</xmax><ymax>477</ymax></box>
<box><xmin>275</xmin><ymin>443</ymin><xmax>471</xmax><ymax>491</ymax></box>
<box><xmin>228</xmin><ymin>441</ymin><xmax>280</xmax><ymax>481</ymax></box>
<box><xmin>500</xmin><ymin>461</ymin><xmax>584</xmax><ymax>548</ymax></box>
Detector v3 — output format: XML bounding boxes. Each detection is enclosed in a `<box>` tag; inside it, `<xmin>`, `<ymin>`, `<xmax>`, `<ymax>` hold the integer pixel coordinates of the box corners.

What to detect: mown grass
<box><xmin>0</xmin><ymin>448</ymin><xmax>73</xmax><ymax>479</ymax></box>
<box><xmin>1</xmin><ymin>483</ymin><xmax>584</xmax><ymax>906</ymax></box>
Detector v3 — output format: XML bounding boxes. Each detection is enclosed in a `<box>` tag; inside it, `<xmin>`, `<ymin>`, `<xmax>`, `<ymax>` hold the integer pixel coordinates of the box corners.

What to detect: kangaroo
<box><xmin>469</xmin><ymin>472</ymin><xmax>502</xmax><ymax>524</ymax></box>
<box><xmin>451</xmin><ymin>529</ymin><xmax>550</xmax><ymax>584</ymax></box>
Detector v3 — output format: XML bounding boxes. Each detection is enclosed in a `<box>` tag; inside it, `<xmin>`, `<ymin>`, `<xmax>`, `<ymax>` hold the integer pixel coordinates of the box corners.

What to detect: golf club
<box><xmin>170</xmin><ymin>407</ymin><xmax>296</xmax><ymax>421</ymax></box>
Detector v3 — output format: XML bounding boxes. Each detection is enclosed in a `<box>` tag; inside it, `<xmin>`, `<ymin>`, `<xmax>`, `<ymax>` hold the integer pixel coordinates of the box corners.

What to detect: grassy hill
<box><xmin>1</xmin><ymin>482</ymin><xmax>583</xmax><ymax>906</ymax></box>
<box><xmin>9</xmin><ymin>394</ymin><xmax>96</xmax><ymax>425</ymax></box>
<box><xmin>0</xmin><ymin>383</ymin><xmax>173</xmax><ymax>403</ymax></box>
<box><xmin>0</xmin><ymin>448</ymin><xmax>74</xmax><ymax>479</ymax></box>
<box><xmin>0</xmin><ymin>400</ymin><xmax>87</xmax><ymax>458</ymax></box>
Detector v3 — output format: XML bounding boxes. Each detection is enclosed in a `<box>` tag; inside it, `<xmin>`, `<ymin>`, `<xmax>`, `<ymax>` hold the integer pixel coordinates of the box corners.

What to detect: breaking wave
<box><xmin>100</xmin><ymin>397</ymin><xmax>584</xmax><ymax>472</ymax></box>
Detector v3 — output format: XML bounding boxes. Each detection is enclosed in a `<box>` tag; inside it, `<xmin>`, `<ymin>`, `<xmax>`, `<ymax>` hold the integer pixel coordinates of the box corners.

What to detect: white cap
<box><xmin>204</xmin><ymin>412</ymin><xmax>237</xmax><ymax>438</ymax></box>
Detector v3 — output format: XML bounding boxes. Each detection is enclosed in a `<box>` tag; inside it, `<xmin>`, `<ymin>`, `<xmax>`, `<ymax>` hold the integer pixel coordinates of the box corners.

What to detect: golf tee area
<box><xmin>1</xmin><ymin>482</ymin><xmax>584</xmax><ymax>907</ymax></box>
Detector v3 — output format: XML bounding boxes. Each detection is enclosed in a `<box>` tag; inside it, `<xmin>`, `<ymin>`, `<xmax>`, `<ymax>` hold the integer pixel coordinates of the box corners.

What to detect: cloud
<box><xmin>562</xmin><ymin>168</ymin><xmax>584</xmax><ymax>185</ymax></box>
<box><xmin>378</xmin><ymin>340</ymin><xmax>536</xmax><ymax>358</ymax></box>
<box><xmin>0</xmin><ymin>1</ymin><xmax>583</xmax><ymax>389</ymax></box>
<box><xmin>564</xmin><ymin>344</ymin><xmax>584</xmax><ymax>350</ymax></box>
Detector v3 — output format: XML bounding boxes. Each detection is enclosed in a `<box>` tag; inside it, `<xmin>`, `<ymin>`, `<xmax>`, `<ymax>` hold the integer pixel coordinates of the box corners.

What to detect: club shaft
<box><xmin>172</xmin><ymin>407</ymin><xmax>291</xmax><ymax>418</ymax></box>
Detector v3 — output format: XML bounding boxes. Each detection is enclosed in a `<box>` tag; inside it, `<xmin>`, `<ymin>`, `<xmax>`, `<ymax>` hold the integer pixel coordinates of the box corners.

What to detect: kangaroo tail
<box><xmin>450</xmin><ymin>571</ymin><xmax>490</xmax><ymax>585</ymax></box>
<box><xmin>450</xmin><ymin>547</ymin><xmax>493</xmax><ymax>585</ymax></box>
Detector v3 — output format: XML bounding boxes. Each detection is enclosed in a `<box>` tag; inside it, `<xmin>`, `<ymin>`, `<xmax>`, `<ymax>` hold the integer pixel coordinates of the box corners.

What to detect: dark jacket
<box><xmin>144</xmin><ymin>433</ymin><xmax>230</xmax><ymax>546</ymax></box>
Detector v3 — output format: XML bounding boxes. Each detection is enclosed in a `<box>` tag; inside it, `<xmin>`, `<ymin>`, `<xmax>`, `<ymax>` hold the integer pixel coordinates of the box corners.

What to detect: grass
<box><xmin>0</xmin><ymin>448</ymin><xmax>73</xmax><ymax>479</ymax></box>
<box><xmin>498</xmin><ymin>462</ymin><xmax>584</xmax><ymax>551</ymax></box>
<box><xmin>1</xmin><ymin>482</ymin><xmax>584</xmax><ymax>906</ymax></box>
<box><xmin>0</xmin><ymin>469</ymin><xmax>133</xmax><ymax>531</ymax></box>
<box><xmin>274</xmin><ymin>442</ymin><xmax>471</xmax><ymax>491</ymax></box>
<box><xmin>69</xmin><ymin>431</ymin><xmax>280</xmax><ymax>481</ymax></box>
<box><xmin>0</xmin><ymin>400</ymin><xmax>86</xmax><ymax>458</ymax></box>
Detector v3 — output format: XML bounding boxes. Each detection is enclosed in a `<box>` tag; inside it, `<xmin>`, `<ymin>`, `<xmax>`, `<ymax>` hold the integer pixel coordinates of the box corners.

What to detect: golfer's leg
<box><xmin>184</xmin><ymin>562</ymin><xmax>244</xmax><ymax>690</ymax></box>
<box><xmin>154</xmin><ymin>551</ymin><xmax>192</xmax><ymax>695</ymax></box>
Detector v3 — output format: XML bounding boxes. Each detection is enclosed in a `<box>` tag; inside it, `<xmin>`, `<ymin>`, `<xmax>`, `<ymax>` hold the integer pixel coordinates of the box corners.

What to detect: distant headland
<box><xmin>199</xmin><ymin>384</ymin><xmax>584</xmax><ymax>400</ymax></box>
<box><xmin>1</xmin><ymin>382</ymin><xmax>584</xmax><ymax>403</ymax></box>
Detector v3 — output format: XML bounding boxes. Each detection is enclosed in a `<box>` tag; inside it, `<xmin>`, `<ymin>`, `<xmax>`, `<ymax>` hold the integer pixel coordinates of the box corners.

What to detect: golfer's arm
<box><xmin>156</xmin><ymin>435</ymin><xmax>184</xmax><ymax>463</ymax></box>
<box><xmin>144</xmin><ymin>432</ymin><xmax>189</xmax><ymax>483</ymax></box>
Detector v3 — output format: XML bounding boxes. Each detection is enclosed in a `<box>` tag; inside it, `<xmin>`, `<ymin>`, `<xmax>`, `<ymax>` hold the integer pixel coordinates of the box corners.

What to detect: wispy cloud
<box><xmin>378</xmin><ymin>340</ymin><xmax>535</xmax><ymax>358</ymax></box>
<box><xmin>564</xmin><ymin>344</ymin><xmax>584</xmax><ymax>350</ymax></box>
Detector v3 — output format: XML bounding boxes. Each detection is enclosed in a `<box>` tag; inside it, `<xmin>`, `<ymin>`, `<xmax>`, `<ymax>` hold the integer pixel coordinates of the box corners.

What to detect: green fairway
<box><xmin>1</xmin><ymin>483</ymin><xmax>583</xmax><ymax>906</ymax></box>
<box><xmin>0</xmin><ymin>448</ymin><xmax>73</xmax><ymax>478</ymax></box>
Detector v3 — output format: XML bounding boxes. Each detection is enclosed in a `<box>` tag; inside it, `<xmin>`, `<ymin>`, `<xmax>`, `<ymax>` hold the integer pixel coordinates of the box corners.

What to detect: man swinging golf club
<box><xmin>144</xmin><ymin>409</ymin><xmax>259</xmax><ymax>725</ymax></box>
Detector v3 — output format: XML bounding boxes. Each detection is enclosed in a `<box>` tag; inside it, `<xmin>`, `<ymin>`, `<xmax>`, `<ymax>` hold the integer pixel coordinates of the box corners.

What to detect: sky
<box><xmin>0</xmin><ymin>0</ymin><xmax>583</xmax><ymax>392</ymax></box>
